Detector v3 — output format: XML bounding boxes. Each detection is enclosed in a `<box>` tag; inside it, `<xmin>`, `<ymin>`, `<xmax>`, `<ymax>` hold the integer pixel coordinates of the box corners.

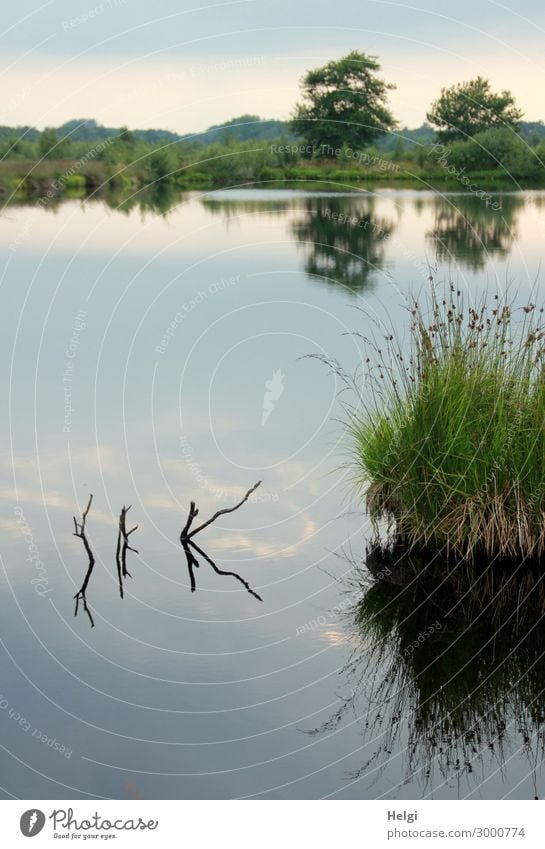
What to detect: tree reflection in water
<box><xmin>291</xmin><ymin>197</ymin><xmax>395</xmax><ymax>293</ymax></box>
<box><xmin>427</xmin><ymin>193</ymin><xmax>524</xmax><ymax>272</ymax></box>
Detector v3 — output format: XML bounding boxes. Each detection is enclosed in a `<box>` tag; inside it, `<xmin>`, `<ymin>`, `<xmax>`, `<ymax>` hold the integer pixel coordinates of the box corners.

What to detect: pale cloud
<box><xmin>0</xmin><ymin>517</ymin><xmax>26</xmax><ymax>536</ymax></box>
<box><xmin>0</xmin><ymin>485</ymin><xmax>115</xmax><ymax>525</ymax></box>
<box><xmin>209</xmin><ymin>532</ymin><xmax>297</xmax><ymax>558</ymax></box>
<box><xmin>144</xmin><ymin>494</ymin><xmax>181</xmax><ymax>512</ymax></box>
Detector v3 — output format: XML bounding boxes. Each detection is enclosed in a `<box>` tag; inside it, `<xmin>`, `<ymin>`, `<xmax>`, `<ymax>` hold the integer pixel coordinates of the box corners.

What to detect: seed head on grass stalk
<box><xmin>352</xmin><ymin>279</ymin><xmax>545</xmax><ymax>561</ymax></box>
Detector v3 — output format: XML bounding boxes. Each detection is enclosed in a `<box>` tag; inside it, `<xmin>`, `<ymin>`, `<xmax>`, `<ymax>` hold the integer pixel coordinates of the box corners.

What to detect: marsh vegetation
<box><xmin>350</xmin><ymin>284</ymin><xmax>545</xmax><ymax>562</ymax></box>
<box><xmin>314</xmin><ymin>545</ymin><xmax>545</xmax><ymax>796</ymax></box>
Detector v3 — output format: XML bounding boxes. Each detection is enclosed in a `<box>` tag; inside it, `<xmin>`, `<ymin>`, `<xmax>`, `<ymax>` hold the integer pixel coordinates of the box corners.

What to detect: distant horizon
<box><xmin>5</xmin><ymin>71</ymin><xmax>545</xmax><ymax>138</ymax></box>
<box><xmin>5</xmin><ymin>112</ymin><xmax>545</xmax><ymax>138</ymax></box>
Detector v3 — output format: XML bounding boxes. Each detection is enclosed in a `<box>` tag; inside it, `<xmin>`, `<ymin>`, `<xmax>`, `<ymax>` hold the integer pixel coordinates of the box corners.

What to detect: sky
<box><xmin>2</xmin><ymin>0</ymin><xmax>545</xmax><ymax>134</ymax></box>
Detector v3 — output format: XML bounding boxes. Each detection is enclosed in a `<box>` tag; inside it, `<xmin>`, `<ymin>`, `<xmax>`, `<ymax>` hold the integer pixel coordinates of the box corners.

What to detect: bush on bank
<box><xmin>353</xmin><ymin>284</ymin><xmax>545</xmax><ymax>560</ymax></box>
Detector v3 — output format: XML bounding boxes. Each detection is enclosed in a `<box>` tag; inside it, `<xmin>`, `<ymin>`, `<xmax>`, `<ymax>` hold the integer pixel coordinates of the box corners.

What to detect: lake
<box><xmin>1</xmin><ymin>185</ymin><xmax>545</xmax><ymax>800</ymax></box>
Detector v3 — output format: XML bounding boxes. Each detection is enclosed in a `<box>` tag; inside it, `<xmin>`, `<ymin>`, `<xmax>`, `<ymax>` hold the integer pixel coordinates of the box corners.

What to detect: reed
<box><xmin>353</xmin><ymin>283</ymin><xmax>545</xmax><ymax>560</ymax></box>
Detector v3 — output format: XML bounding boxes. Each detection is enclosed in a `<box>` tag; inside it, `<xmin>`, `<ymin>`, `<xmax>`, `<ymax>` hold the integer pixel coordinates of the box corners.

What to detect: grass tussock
<box><xmin>353</xmin><ymin>283</ymin><xmax>545</xmax><ymax>560</ymax></box>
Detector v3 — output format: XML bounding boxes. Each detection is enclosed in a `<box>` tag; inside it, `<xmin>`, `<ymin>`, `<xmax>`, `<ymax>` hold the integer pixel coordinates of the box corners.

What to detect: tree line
<box><xmin>1</xmin><ymin>50</ymin><xmax>544</xmax><ymax>195</ymax></box>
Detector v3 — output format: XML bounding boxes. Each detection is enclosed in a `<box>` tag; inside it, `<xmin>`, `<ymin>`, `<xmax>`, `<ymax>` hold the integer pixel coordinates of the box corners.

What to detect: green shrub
<box><xmin>444</xmin><ymin>128</ymin><xmax>540</xmax><ymax>176</ymax></box>
<box><xmin>63</xmin><ymin>174</ymin><xmax>86</xmax><ymax>189</ymax></box>
<box><xmin>258</xmin><ymin>166</ymin><xmax>283</xmax><ymax>182</ymax></box>
<box><xmin>145</xmin><ymin>147</ymin><xmax>178</xmax><ymax>182</ymax></box>
<box><xmin>180</xmin><ymin>169</ymin><xmax>209</xmax><ymax>186</ymax></box>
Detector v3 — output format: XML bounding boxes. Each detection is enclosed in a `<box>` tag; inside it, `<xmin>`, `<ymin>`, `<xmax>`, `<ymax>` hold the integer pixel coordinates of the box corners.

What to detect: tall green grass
<box><xmin>353</xmin><ymin>283</ymin><xmax>545</xmax><ymax>559</ymax></box>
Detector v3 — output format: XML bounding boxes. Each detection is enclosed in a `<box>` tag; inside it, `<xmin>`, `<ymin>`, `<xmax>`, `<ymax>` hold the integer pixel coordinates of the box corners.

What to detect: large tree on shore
<box><xmin>427</xmin><ymin>77</ymin><xmax>523</xmax><ymax>142</ymax></box>
<box><xmin>290</xmin><ymin>51</ymin><xmax>397</xmax><ymax>153</ymax></box>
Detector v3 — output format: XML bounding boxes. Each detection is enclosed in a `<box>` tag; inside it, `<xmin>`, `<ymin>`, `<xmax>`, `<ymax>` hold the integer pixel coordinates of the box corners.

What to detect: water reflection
<box><xmin>201</xmin><ymin>195</ymin><xmax>292</xmax><ymax>219</ymax></box>
<box><xmin>315</xmin><ymin>545</ymin><xmax>545</xmax><ymax>797</ymax></box>
<box><xmin>91</xmin><ymin>182</ymin><xmax>188</xmax><ymax>217</ymax></box>
<box><xmin>3</xmin><ymin>185</ymin><xmax>532</xmax><ymax>280</ymax></box>
<box><xmin>199</xmin><ymin>190</ymin><xmax>528</xmax><ymax>283</ymax></box>
<box><xmin>427</xmin><ymin>194</ymin><xmax>524</xmax><ymax>271</ymax></box>
<box><xmin>3</xmin><ymin>181</ymin><xmax>188</xmax><ymax>217</ymax></box>
<box><xmin>1</xmin><ymin>186</ymin><xmax>544</xmax><ymax>798</ymax></box>
<box><xmin>200</xmin><ymin>192</ymin><xmax>396</xmax><ymax>291</ymax></box>
<box><xmin>291</xmin><ymin>197</ymin><xmax>395</xmax><ymax>293</ymax></box>
<box><xmin>182</xmin><ymin>538</ymin><xmax>262</xmax><ymax>601</ymax></box>
<box><xmin>70</xmin><ymin>487</ymin><xmax>264</xmax><ymax>627</ymax></box>
<box><xmin>179</xmin><ymin>483</ymin><xmax>263</xmax><ymax>601</ymax></box>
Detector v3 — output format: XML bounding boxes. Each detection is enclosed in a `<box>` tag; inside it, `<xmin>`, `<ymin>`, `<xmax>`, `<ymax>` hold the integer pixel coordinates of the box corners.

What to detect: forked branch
<box><xmin>178</xmin><ymin>482</ymin><xmax>263</xmax><ymax>600</ymax></box>
<box><xmin>180</xmin><ymin>501</ymin><xmax>199</xmax><ymax>539</ymax></box>
<box><xmin>181</xmin><ymin>481</ymin><xmax>261</xmax><ymax>540</ymax></box>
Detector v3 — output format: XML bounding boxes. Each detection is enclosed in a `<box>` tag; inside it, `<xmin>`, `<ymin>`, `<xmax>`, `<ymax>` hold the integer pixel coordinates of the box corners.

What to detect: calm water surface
<box><xmin>1</xmin><ymin>186</ymin><xmax>545</xmax><ymax>799</ymax></box>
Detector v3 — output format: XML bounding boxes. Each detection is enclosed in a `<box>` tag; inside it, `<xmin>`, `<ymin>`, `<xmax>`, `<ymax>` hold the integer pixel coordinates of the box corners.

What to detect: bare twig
<box><xmin>180</xmin><ymin>501</ymin><xmax>199</xmax><ymax>539</ymax></box>
<box><xmin>183</xmin><ymin>481</ymin><xmax>261</xmax><ymax>540</ymax></box>
<box><xmin>116</xmin><ymin>505</ymin><xmax>138</xmax><ymax>599</ymax></box>
<box><xmin>178</xmin><ymin>483</ymin><xmax>263</xmax><ymax>600</ymax></box>
<box><xmin>73</xmin><ymin>494</ymin><xmax>96</xmax><ymax>627</ymax></box>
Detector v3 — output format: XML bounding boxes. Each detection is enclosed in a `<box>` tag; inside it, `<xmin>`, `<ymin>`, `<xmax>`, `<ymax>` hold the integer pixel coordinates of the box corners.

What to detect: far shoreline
<box><xmin>2</xmin><ymin>161</ymin><xmax>544</xmax><ymax>206</ymax></box>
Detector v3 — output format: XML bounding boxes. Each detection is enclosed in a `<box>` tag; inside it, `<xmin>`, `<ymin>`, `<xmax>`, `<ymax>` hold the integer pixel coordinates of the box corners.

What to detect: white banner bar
<box><xmin>1</xmin><ymin>800</ymin><xmax>544</xmax><ymax>848</ymax></box>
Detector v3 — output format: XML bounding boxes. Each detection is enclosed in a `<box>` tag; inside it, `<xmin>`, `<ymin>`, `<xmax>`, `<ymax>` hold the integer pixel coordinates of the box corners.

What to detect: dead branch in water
<box><xmin>180</xmin><ymin>501</ymin><xmax>199</xmax><ymax>539</ymax></box>
<box><xmin>181</xmin><ymin>539</ymin><xmax>199</xmax><ymax>592</ymax></box>
<box><xmin>180</xmin><ymin>481</ymin><xmax>261</xmax><ymax>541</ymax></box>
<box><xmin>116</xmin><ymin>505</ymin><xmax>138</xmax><ymax>599</ymax></box>
<box><xmin>179</xmin><ymin>482</ymin><xmax>263</xmax><ymax>600</ymax></box>
<box><xmin>73</xmin><ymin>494</ymin><xmax>96</xmax><ymax>627</ymax></box>
<box><xmin>189</xmin><ymin>538</ymin><xmax>262</xmax><ymax>601</ymax></box>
